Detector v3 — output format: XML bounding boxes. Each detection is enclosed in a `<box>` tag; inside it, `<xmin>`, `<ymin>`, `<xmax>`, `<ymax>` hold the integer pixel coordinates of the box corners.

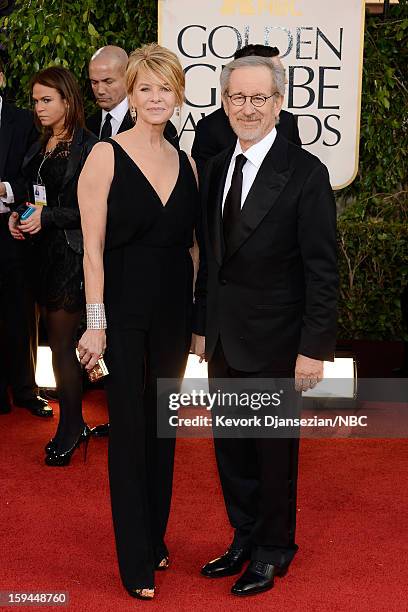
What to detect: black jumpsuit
<box><xmin>103</xmin><ymin>139</ymin><xmax>199</xmax><ymax>589</ymax></box>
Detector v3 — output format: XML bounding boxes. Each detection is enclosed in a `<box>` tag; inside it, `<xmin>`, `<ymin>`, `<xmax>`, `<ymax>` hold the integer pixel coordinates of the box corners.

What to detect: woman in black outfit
<box><xmin>9</xmin><ymin>67</ymin><xmax>98</xmax><ymax>465</ymax></box>
<box><xmin>77</xmin><ymin>44</ymin><xmax>205</xmax><ymax>599</ymax></box>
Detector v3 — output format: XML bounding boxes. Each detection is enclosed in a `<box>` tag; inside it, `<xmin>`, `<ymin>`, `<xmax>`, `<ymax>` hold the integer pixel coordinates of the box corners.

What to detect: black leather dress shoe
<box><xmin>231</xmin><ymin>560</ymin><xmax>288</xmax><ymax>596</ymax></box>
<box><xmin>40</xmin><ymin>388</ymin><xmax>59</xmax><ymax>401</ymax></box>
<box><xmin>201</xmin><ymin>547</ymin><xmax>249</xmax><ymax>578</ymax></box>
<box><xmin>14</xmin><ymin>396</ymin><xmax>53</xmax><ymax>417</ymax></box>
<box><xmin>91</xmin><ymin>423</ymin><xmax>110</xmax><ymax>437</ymax></box>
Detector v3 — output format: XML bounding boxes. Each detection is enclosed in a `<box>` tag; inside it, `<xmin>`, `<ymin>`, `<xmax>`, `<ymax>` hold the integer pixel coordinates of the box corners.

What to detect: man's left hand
<box><xmin>18</xmin><ymin>204</ymin><xmax>43</xmax><ymax>234</ymax></box>
<box><xmin>295</xmin><ymin>354</ymin><xmax>323</xmax><ymax>392</ymax></box>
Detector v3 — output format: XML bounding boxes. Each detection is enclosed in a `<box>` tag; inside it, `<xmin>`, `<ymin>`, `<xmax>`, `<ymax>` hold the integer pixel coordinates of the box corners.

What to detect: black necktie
<box><xmin>100</xmin><ymin>113</ymin><xmax>112</xmax><ymax>139</ymax></box>
<box><xmin>223</xmin><ymin>153</ymin><xmax>247</xmax><ymax>246</ymax></box>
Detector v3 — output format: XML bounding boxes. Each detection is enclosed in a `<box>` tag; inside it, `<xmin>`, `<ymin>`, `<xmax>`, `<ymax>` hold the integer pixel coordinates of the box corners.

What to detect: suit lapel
<box><xmin>0</xmin><ymin>103</ymin><xmax>14</xmax><ymax>177</ymax></box>
<box><xmin>118</xmin><ymin>110</ymin><xmax>133</xmax><ymax>133</ymax></box>
<box><xmin>60</xmin><ymin>128</ymin><xmax>83</xmax><ymax>191</ymax></box>
<box><xmin>22</xmin><ymin>139</ymin><xmax>42</xmax><ymax>174</ymax></box>
<box><xmin>224</xmin><ymin>133</ymin><xmax>292</xmax><ymax>263</ymax></box>
<box><xmin>207</xmin><ymin>147</ymin><xmax>233</xmax><ymax>266</ymax></box>
<box><xmin>87</xmin><ymin>107</ymin><xmax>132</xmax><ymax>137</ymax></box>
<box><xmin>86</xmin><ymin>111</ymin><xmax>101</xmax><ymax>138</ymax></box>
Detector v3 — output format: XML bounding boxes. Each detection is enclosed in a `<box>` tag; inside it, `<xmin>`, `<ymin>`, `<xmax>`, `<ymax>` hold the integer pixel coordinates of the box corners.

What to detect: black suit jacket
<box><xmin>194</xmin><ymin>132</ymin><xmax>338</xmax><ymax>371</ymax></box>
<box><xmin>17</xmin><ymin>127</ymin><xmax>98</xmax><ymax>254</ymax></box>
<box><xmin>0</xmin><ymin>101</ymin><xmax>38</xmax><ymax>204</ymax></box>
<box><xmin>191</xmin><ymin>107</ymin><xmax>301</xmax><ymax>176</ymax></box>
<box><xmin>86</xmin><ymin>108</ymin><xmax>179</xmax><ymax>149</ymax></box>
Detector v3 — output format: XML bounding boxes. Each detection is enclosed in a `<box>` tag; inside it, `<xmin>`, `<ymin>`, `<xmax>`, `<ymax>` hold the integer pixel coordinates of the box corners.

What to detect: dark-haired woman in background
<box><xmin>9</xmin><ymin>66</ymin><xmax>98</xmax><ymax>465</ymax></box>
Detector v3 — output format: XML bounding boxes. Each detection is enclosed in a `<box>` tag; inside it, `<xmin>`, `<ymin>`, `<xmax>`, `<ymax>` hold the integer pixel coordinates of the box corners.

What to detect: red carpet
<box><xmin>1</xmin><ymin>390</ymin><xmax>406</xmax><ymax>611</ymax></box>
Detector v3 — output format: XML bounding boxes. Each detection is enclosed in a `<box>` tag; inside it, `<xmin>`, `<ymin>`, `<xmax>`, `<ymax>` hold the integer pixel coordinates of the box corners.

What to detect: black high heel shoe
<box><xmin>44</xmin><ymin>438</ymin><xmax>56</xmax><ymax>454</ymax></box>
<box><xmin>45</xmin><ymin>425</ymin><xmax>91</xmax><ymax>466</ymax></box>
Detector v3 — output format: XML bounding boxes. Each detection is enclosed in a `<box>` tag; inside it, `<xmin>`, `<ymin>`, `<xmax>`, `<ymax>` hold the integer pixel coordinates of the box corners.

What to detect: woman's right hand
<box><xmin>77</xmin><ymin>329</ymin><xmax>107</xmax><ymax>370</ymax></box>
<box><xmin>8</xmin><ymin>211</ymin><xmax>25</xmax><ymax>240</ymax></box>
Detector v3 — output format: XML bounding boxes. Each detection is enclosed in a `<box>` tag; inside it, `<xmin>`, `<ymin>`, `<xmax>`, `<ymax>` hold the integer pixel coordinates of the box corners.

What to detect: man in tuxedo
<box><xmin>192</xmin><ymin>44</ymin><xmax>301</xmax><ymax>175</ymax></box>
<box><xmin>0</xmin><ymin>56</ymin><xmax>51</xmax><ymax>416</ymax></box>
<box><xmin>192</xmin><ymin>55</ymin><xmax>337</xmax><ymax>596</ymax></box>
<box><xmin>87</xmin><ymin>45</ymin><xmax>179</xmax><ymax>146</ymax></box>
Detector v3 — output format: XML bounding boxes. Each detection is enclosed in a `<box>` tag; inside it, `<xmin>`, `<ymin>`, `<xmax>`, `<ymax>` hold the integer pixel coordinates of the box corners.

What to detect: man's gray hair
<box><xmin>220</xmin><ymin>55</ymin><xmax>286</xmax><ymax>97</ymax></box>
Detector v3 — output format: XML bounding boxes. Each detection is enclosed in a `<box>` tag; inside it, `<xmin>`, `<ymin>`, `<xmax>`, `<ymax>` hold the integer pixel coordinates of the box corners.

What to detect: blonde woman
<box><xmin>77</xmin><ymin>44</ymin><xmax>204</xmax><ymax>599</ymax></box>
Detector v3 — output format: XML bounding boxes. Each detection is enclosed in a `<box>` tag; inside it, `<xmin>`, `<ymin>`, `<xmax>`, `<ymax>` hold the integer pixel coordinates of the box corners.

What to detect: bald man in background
<box><xmin>87</xmin><ymin>45</ymin><xmax>179</xmax><ymax>146</ymax></box>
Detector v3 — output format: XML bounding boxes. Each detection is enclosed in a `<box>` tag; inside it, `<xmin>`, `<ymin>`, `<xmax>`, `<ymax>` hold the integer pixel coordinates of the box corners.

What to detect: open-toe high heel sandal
<box><xmin>156</xmin><ymin>556</ymin><xmax>169</xmax><ymax>571</ymax></box>
<box><xmin>127</xmin><ymin>587</ymin><xmax>155</xmax><ymax>600</ymax></box>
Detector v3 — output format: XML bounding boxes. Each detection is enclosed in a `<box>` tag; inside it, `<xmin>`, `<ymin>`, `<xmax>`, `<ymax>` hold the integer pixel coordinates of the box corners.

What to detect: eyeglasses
<box><xmin>227</xmin><ymin>93</ymin><xmax>278</xmax><ymax>107</ymax></box>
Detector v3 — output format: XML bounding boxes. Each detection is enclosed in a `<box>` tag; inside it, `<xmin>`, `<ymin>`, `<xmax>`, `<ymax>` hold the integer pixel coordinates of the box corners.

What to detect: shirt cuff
<box><xmin>1</xmin><ymin>182</ymin><xmax>15</xmax><ymax>204</ymax></box>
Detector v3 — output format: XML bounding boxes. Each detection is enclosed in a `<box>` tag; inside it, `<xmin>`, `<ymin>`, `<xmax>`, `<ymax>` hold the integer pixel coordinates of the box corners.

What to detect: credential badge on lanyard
<box><xmin>33</xmin><ymin>184</ymin><xmax>47</xmax><ymax>206</ymax></box>
<box><xmin>34</xmin><ymin>150</ymin><xmax>51</xmax><ymax>206</ymax></box>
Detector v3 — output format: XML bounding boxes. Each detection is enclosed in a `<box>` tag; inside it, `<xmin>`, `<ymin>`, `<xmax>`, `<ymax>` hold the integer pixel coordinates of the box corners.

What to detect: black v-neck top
<box><xmin>103</xmin><ymin>139</ymin><xmax>200</xmax><ymax>330</ymax></box>
<box><xmin>105</xmin><ymin>139</ymin><xmax>198</xmax><ymax>252</ymax></box>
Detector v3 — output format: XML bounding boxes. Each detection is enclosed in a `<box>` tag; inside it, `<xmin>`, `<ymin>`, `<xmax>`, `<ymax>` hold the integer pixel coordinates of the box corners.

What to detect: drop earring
<box><xmin>130</xmin><ymin>106</ymin><xmax>137</xmax><ymax>122</ymax></box>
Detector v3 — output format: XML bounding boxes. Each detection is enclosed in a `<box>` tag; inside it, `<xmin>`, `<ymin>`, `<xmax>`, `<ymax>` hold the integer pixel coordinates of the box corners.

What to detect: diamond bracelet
<box><xmin>86</xmin><ymin>303</ymin><xmax>107</xmax><ymax>330</ymax></box>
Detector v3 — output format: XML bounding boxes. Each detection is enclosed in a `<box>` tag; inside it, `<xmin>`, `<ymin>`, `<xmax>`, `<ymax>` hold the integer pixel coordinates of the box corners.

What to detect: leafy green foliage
<box><xmin>342</xmin><ymin>0</ymin><xmax>408</xmax><ymax>199</ymax></box>
<box><xmin>338</xmin><ymin>194</ymin><xmax>408</xmax><ymax>340</ymax></box>
<box><xmin>0</xmin><ymin>0</ymin><xmax>157</xmax><ymax>114</ymax></box>
<box><xmin>337</xmin><ymin>1</ymin><xmax>408</xmax><ymax>340</ymax></box>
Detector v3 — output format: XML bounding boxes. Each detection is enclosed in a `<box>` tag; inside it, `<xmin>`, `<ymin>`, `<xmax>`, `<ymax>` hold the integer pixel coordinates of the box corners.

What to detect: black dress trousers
<box><xmin>208</xmin><ymin>339</ymin><xmax>300</xmax><ymax>568</ymax></box>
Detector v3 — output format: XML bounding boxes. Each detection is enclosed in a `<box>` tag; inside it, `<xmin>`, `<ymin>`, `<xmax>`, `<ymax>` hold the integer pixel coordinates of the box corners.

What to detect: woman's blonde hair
<box><xmin>126</xmin><ymin>43</ymin><xmax>185</xmax><ymax>107</ymax></box>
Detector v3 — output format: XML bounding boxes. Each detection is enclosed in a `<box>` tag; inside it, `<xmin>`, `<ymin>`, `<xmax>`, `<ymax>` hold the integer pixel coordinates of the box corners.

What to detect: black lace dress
<box><xmin>25</xmin><ymin>142</ymin><xmax>84</xmax><ymax>312</ymax></box>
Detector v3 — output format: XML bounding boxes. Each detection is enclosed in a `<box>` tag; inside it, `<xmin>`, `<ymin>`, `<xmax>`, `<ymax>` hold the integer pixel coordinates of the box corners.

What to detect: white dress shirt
<box><xmin>0</xmin><ymin>95</ymin><xmax>14</xmax><ymax>212</ymax></box>
<box><xmin>100</xmin><ymin>97</ymin><xmax>129</xmax><ymax>138</ymax></box>
<box><xmin>222</xmin><ymin>127</ymin><xmax>277</xmax><ymax>212</ymax></box>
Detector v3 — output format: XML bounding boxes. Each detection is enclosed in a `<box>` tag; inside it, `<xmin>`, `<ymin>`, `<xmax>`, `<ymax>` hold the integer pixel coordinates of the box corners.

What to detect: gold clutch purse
<box><xmin>87</xmin><ymin>357</ymin><xmax>109</xmax><ymax>383</ymax></box>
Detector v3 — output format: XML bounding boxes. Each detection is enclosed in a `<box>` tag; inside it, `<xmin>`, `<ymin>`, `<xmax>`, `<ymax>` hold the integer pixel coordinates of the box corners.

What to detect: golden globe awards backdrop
<box><xmin>158</xmin><ymin>0</ymin><xmax>365</xmax><ymax>189</ymax></box>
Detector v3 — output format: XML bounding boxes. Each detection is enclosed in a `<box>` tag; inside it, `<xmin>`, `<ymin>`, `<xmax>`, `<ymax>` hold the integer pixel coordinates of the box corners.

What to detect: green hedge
<box><xmin>342</xmin><ymin>0</ymin><xmax>408</xmax><ymax>199</ymax></box>
<box><xmin>337</xmin><ymin>0</ymin><xmax>408</xmax><ymax>341</ymax></box>
<box><xmin>338</xmin><ymin>194</ymin><xmax>408</xmax><ymax>340</ymax></box>
<box><xmin>338</xmin><ymin>220</ymin><xmax>408</xmax><ymax>341</ymax></box>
